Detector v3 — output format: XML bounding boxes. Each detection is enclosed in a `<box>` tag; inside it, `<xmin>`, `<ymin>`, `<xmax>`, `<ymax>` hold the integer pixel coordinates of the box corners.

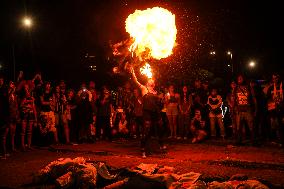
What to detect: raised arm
<box><xmin>130</xmin><ymin>67</ymin><xmax>147</xmax><ymax>96</ymax></box>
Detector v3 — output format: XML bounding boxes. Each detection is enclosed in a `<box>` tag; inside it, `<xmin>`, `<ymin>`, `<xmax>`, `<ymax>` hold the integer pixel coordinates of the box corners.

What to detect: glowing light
<box><xmin>249</xmin><ymin>61</ymin><xmax>256</xmax><ymax>68</ymax></box>
<box><xmin>23</xmin><ymin>17</ymin><xmax>32</xmax><ymax>27</ymax></box>
<box><xmin>227</xmin><ymin>51</ymin><xmax>231</xmax><ymax>55</ymax></box>
<box><xmin>125</xmin><ymin>7</ymin><xmax>177</xmax><ymax>60</ymax></box>
<box><xmin>140</xmin><ymin>63</ymin><xmax>153</xmax><ymax>78</ymax></box>
<box><xmin>210</xmin><ymin>51</ymin><xmax>216</xmax><ymax>55</ymax></box>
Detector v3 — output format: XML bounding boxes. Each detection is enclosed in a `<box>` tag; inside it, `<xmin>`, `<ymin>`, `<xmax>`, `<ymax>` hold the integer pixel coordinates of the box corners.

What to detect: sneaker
<box><xmin>183</xmin><ymin>137</ymin><xmax>188</xmax><ymax>140</ymax></box>
<box><xmin>142</xmin><ymin>152</ymin><xmax>146</xmax><ymax>158</ymax></box>
<box><xmin>192</xmin><ymin>138</ymin><xmax>197</xmax><ymax>144</ymax></box>
<box><xmin>177</xmin><ymin>137</ymin><xmax>182</xmax><ymax>140</ymax></box>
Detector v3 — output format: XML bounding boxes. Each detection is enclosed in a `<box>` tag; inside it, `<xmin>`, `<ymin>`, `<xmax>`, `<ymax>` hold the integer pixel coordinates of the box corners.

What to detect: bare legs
<box><xmin>21</xmin><ymin>120</ymin><xmax>33</xmax><ymax>150</ymax></box>
<box><xmin>167</xmin><ymin>115</ymin><xmax>177</xmax><ymax>138</ymax></box>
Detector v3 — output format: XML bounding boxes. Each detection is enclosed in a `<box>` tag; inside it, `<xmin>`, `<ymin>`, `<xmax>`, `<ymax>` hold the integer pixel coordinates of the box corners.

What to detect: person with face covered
<box><xmin>130</xmin><ymin>67</ymin><xmax>166</xmax><ymax>158</ymax></box>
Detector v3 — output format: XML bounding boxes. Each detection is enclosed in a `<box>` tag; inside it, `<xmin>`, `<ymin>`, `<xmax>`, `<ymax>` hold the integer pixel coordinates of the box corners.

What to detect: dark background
<box><xmin>0</xmin><ymin>0</ymin><xmax>282</xmax><ymax>87</ymax></box>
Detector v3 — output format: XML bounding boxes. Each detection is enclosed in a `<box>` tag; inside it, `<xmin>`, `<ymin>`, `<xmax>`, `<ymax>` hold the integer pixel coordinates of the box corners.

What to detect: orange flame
<box><xmin>140</xmin><ymin>63</ymin><xmax>153</xmax><ymax>79</ymax></box>
<box><xmin>126</xmin><ymin>7</ymin><xmax>177</xmax><ymax>60</ymax></box>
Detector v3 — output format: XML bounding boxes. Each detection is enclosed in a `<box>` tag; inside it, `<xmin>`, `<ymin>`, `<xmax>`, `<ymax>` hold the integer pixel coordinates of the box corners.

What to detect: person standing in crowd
<box><xmin>40</xmin><ymin>82</ymin><xmax>59</xmax><ymax>145</ymax></box>
<box><xmin>118</xmin><ymin>112</ymin><xmax>129</xmax><ymax>138</ymax></box>
<box><xmin>190</xmin><ymin>109</ymin><xmax>207</xmax><ymax>143</ymax></box>
<box><xmin>201</xmin><ymin>80</ymin><xmax>210</xmax><ymax>105</ymax></box>
<box><xmin>54</xmin><ymin>85</ymin><xmax>70</xmax><ymax>144</ymax></box>
<box><xmin>112</xmin><ymin>100</ymin><xmax>124</xmax><ymax>136</ymax></box>
<box><xmin>159</xmin><ymin>86</ymin><xmax>168</xmax><ymax>140</ymax></box>
<box><xmin>179</xmin><ymin>85</ymin><xmax>192</xmax><ymax>140</ymax></box>
<box><xmin>77</xmin><ymin>84</ymin><xmax>93</xmax><ymax>143</ymax></box>
<box><xmin>250</xmin><ymin>80</ymin><xmax>267</xmax><ymax>142</ymax></box>
<box><xmin>191</xmin><ymin>79</ymin><xmax>204</xmax><ymax>103</ymax></box>
<box><xmin>165</xmin><ymin>85</ymin><xmax>180</xmax><ymax>139</ymax></box>
<box><xmin>66</xmin><ymin>89</ymin><xmax>77</xmax><ymax>143</ymax></box>
<box><xmin>54</xmin><ymin>86</ymin><xmax>61</xmax><ymax>135</ymax></box>
<box><xmin>227</xmin><ymin>80</ymin><xmax>237</xmax><ymax>139</ymax></box>
<box><xmin>191</xmin><ymin>94</ymin><xmax>205</xmax><ymax>119</ymax></box>
<box><xmin>207</xmin><ymin>88</ymin><xmax>225</xmax><ymax>139</ymax></box>
<box><xmin>191</xmin><ymin>80</ymin><xmax>207</xmax><ymax>126</ymax></box>
<box><xmin>117</xmin><ymin>82</ymin><xmax>134</xmax><ymax>136</ymax></box>
<box><xmin>132</xmin><ymin>88</ymin><xmax>143</xmax><ymax>138</ymax></box>
<box><xmin>89</xmin><ymin>81</ymin><xmax>98</xmax><ymax>134</ymax></box>
<box><xmin>131</xmin><ymin>67</ymin><xmax>166</xmax><ymax>158</ymax></box>
<box><xmin>20</xmin><ymin>84</ymin><xmax>37</xmax><ymax>150</ymax></box>
<box><xmin>267</xmin><ymin>74</ymin><xmax>284</xmax><ymax>146</ymax></box>
<box><xmin>0</xmin><ymin>76</ymin><xmax>10</xmax><ymax>158</ymax></box>
<box><xmin>32</xmin><ymin>73</ymin><xmax>44</xmax><ymax>122</ymax></box>
<box><xmin>234</xmin><ymin>74</ymin><xmax>257</xmax><ymax>145</ymax></box>
<box><xmin>7</xmin><ymin>81</ymin><xmax>19</xmax><ymax>152</ymax></box>
<box><xmin>96</xmin><ymin>89</ymin><xmax>113</xmax><ymax>140</ymax></box>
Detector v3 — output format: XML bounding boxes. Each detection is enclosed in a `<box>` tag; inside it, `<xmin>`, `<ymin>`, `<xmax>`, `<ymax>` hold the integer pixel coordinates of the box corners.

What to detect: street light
<box><xmin>227</xmin><ymin>51</ymin><xmax>233</xmax><ymax>74</ymax></box>
<box><xmin>249</xmin><ymin>61</ymin><xmax>256</xmax><ymax>68</ymax></box>
<box><xmin>227</xmin><ymin>51</ymin><xmax>232</xmax><ymax>59</ymax></box>
<box><xmin>22</xmin><ymin>17</ymin><xmax>33</xmax><ymax>28</ymax></box>
<box><xmin>13</xmin><ymin>16</ymin><xmax>34</xmax><ymax>80</ymax></box>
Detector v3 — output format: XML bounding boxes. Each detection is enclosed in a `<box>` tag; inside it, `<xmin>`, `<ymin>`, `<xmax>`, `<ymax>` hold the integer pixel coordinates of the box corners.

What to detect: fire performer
<box><xmin>130</xmin><ymin>67</ymin><xmax>166</xmax><ymax>158</ymax></box>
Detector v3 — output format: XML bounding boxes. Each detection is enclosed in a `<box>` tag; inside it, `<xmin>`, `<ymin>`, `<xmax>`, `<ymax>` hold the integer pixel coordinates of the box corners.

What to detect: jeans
<box><xmin>235</xmin><ymin>111</ymin><xmax>254</xmax><ymax>143</ymax></box>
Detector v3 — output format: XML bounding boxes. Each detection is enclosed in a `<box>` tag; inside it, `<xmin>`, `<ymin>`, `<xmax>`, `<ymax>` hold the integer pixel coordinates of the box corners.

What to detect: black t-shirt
<box><xmin>235</xmin><ymin>85</ymin><xmax>253</xmax><ymax>112</ymax></box>
<box><xmin>142</xmin><ymin>93</ymin><xmax>160</xmax><ymax>112</ymax></box>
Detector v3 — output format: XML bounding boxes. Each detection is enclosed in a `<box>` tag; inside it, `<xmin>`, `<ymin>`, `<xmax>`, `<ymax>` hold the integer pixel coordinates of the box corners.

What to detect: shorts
<box><xmin>166</xmin><ymin>105</ymin><xmax>179</xmax><ymax>116</ymax></box>
<box><xmin>209</xmin><ymin>112</ymin><xmax>223</xmax><ymax>118</ymax></box>
<box><xmin>20</xmin><ymin>111</ymin><xmax>35</xmax><ymax>121</ymax></box>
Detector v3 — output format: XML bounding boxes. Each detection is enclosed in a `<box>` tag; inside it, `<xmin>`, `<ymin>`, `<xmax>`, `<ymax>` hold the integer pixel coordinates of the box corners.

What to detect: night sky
<box><xmin>0</xmin><ymin>0</ymin><xmax>282</xmax><ymax>86</ymax></box>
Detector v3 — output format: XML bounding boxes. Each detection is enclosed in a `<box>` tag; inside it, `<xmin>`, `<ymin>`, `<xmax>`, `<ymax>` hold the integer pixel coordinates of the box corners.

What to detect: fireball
<box><xmin>140</xmin><ymin>63</ymin><xmax>153</xmax><ymax>79</ymax></box>
<box><xmin>126</xmin><ymin>7</ymin><xmax>177</xmax><ymax>60</ymax></box>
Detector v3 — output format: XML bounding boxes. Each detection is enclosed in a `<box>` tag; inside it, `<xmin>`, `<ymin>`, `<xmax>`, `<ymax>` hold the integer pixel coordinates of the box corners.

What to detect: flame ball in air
<box><xmin>140</xmin><ymin>63</ymin><xmax>153</xmax><ymax>79</ymax></box>
<box><xmin>126</xmin><ymin>7</ymin><xmax>177</xmax><ymax>60</ymax></box>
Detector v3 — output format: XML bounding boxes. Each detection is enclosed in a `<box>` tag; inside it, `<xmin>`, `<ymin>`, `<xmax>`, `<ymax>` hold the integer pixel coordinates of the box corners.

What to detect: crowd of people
<box><xmin>0</xmin><ymin>70</ymin><xmax>284</xmax><ymax>158</ymax></box>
